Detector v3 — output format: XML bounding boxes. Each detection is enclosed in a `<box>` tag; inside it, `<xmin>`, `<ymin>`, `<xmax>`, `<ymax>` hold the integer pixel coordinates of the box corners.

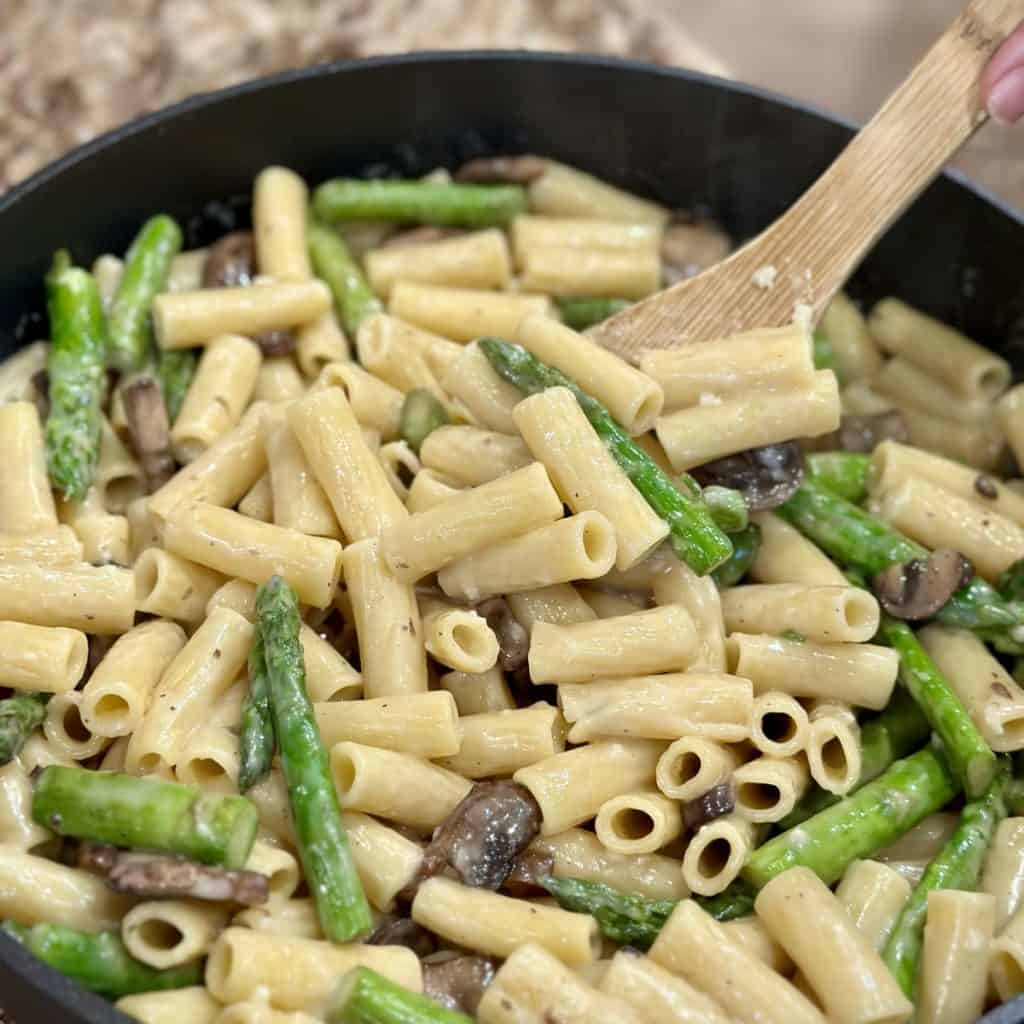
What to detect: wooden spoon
<box><xmin>590</xmin><ymin>0</ymin><xmax>1024</xmax><ymax>359</ymax></box>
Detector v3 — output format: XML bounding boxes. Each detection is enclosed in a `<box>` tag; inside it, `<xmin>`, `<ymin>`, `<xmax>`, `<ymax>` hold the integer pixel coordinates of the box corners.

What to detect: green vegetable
<box><xmin>107</xmin><ymin>215</ymin><xmax>183</xmax><ymax>372</ymax></box>
<box><xmin>31</xmin><ymin>766</ymin><xmax>257</xmax><ymax>868</ymax></box>
<box><xmin>44</xmin><ymin>250</ymin><xmax>107</xmax><ymax>502</ymax></box>
<box><xmin>400</xmin><ymin>389</ymin><xmax>449</xmax><ymax>454</ymax></box>
<box><xmin>883</xmin><ymin>767</ymin><xmax>1008</xmax><ymax>999</ymax></box>
<box><xmin>308</xmin><ymin>223</ymin><xmax>382</xmax><ymax>335</ymax></box>
<box><xmin>313</xmin><ymin>179</ymin><xmax>527</xmax><ymax>228</ymax></box>
<box><xmin>778</xmin><ymin>479</ymin><xmax>1020</xmax><ymax>630</ymax></box>
<box><xmin>703</xmin><ymin>485</ymin><xmax>749</xmax><ymax>534</ymax></box>
<box><xmin>0</xmin><ymin>693</ymin><xmax>49</xmax><ymax>767</ymax></box>
<box><xmin>326</xmin><ymin>966</ymin><xmax>474</xmax><ymax>1024</ymax></box>
<box><xmin>238</xmin><ymin>631</ymin><xmax>275</xmax><ymax>793</ymax></box>
<box><xmin>1007</xmin><ymin>777</ymin><xmax>1024</xmax><ymax>816</ymax></box>
<box><xmin>879</xmin><ymin>616</ymin><xmax>997</xmax><ymax>798</ymax></box>
<box><xmin>554</xmin><ymin>296</ymin><xmax>631</xmax><ymax>331</ymax></box>
<box><xmin>1</xmin><ymin>921</ymin><xmax>201</xmax><ymax>999</ymax></box>
<box><xmin>812</xmin><ymin>327</ymin><xmax>837</xmax><ymax>374</ymax></box>
<box><xmin>805</xmin><ymin>452</ymin><xmax>871</xmax><ymax>503</ymax></box>
<box><xmin>257</xmin><ymin>577</ymin><xmax>372</xmax><ymax>942</ymax></box>
<box><xmin>155</xmin><ymin>348</ymin><xmax>196</xmax><ymax>425</ymax></box>
<box><xmin>999</xmin><ymin>558</ymin><xmax>1024</xmax><ymax>603</ymax></box>
<box><xmin>778</xmin><ymin>687</ymin><xmax>931</xmax><ymax>828</ymax></box>
<box><xmin>695</xmin><ymin>879</ymin><xmax>759</xmax><ymax>922</ymax></box>
<box><xmin>711</xmin><ymin>524</ymin><xmax>761</xmax><ymax>587</ymax></box>
<box><xmin>742</xmin><ymin>746</ymin><xmax>959</xmax><ymax>890</ymax></box>
<box><xmin>479</xmin><ymin>338</ymin><xmax>733</xmax><ymax>575</ymax></box>
<box><xmin>780</xmin><ymin>629</ymin><xmax>806</xmax><ymax>642</ymax></box>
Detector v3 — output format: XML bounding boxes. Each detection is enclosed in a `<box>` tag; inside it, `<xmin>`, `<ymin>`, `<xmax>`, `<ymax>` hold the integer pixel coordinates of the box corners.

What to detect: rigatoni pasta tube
<box><xmin>341</xmin><ymin>810</ymin><xmax>424</xmax><ymax>911</ymax></box>
<box><xmin>520</xmin><ymin>245</ymin><xmax>659</xmax><ymax>300</ymax></box>
<box><xmin>342</xmin><ymin>538</ymin><xmax>427</xmax><ymax>698</ymax></box>
<box><xmin>528</xmin><ymin>605</ymin><xmax>697</xmax><ymax>684</ymax></box>
<box><xmin>727</xmin><ymin>633</ymin><xmax>899</xmax><ymax>710</ymax></box>
<box><xmin>999</xmin><ymin>385</ymin><xmax>1024</xmax><ymax>471</ymax></box>
<box><xmin>0</xmin><ymin>401</ymin><xmax>57</xmax><ymax>532</ymax></box>
<box><xmin>254</xmin><ymin>357</ymin><xmax>305</xmax><ymax>403</ymax></box>
<box><xmin>152</xmin><ymin>279</ymin><xmax>330</xmax><ymax>349</ymax></box>
<box><xmin>0</xmin><ymin>526</ymin><xmax>82</xmax><ymax>566</ymax></box>
<box><xmin>651</xmin><ymin>559</ymin><xmax>727</xmax><ymax>671</ymax></box>
<box><xmin>238</xmin><ymin>474</ymin><xmax>273</xmax><ymax>523</ymax></box>
<box><xmin>356</xmin><ymin>314</ymin><xmax>445</xmax><ymax>399</ymax></box>
<box><xmin>750</xmin><ymin>692</ymin><xmax>810</xmax><ymax>759</ymax></box>
<box><xmin>404</xmin><ymin>468</ymin><xmax>463</xmax><ymax>514</ymax></box>
<box><xmin>253</xmin><ymin>166</ymin><xmax>312</xmax><ymax>281</ymax></box>
<box><xmin>528</xmin><ymin>160</ymin><xmax>668</xmax><ymax>225</ymax></box>
<box><xmin>650</xmin><ymin>900</ymin><xmax>826</xmax><ymax>1024</ymax></box>
<box><xmin>655</xmin><ymin>370</ymin><xmax>840</xmax><ymax>471</ymax></box>
<box><xmin>206</xmin><ymin>579</ymin><xmax>258</xmax><ymax>620</ymax></box>
<box><xmin>329</xmin><ymin>741</ymin><xmax>471</xmax><ymax>830</ymax></box>
<box><xmin>233</xmin><ymin>898</ymin><xmax>322</xmax><ymax>941</ymax></box>
<box><xmin>0</xmin><ymin>762</ymin><xmax>51</xmax><ymax>851</ymax></box>
<box><xmin>421</xmin><ymin>603</ymin><xmax>499</xmax><ymax>673</ymax></box>
<box><xmin>244</xmin><ymin>840</ymin><xmax>300</xmax><ymax>906</ymax></box>
<box><xmin>0</xmin><ymin>622</ymin><xmax>86</xmax><ymax>694</ymax></box>
<box><xmin>722</xmin><ymin>584</ymin><xmax>879</xmax><ymax>644</ymax></box>
<box><xmin>71</xmin><ymin>513</ymin><xmax>131</xmax><ymax>567</ymax></box>
<box><xmin>732</xmin><ymin>755</ymin><xmax>810</xmax><ymax>825</ymax></box>
<box><xmin>820</xmin><ymin>292</ymin><xmax>883</xmax><ymax>381</ymax></box>
<box><xmin>438</xmin><ymin>511</ymin><xmax>617</xmax><ymax>602</ymax></box>
<box><xmin>314</xmin><ymin>692</ymin><xmax>460</xmax><ymax>759</ymax></box>
<box><xmin>288</xmin><ymin>386</ymin><xmax>407</xmax><ymax>540</ymax></box>
<box><xmin>412</xmin><ymin>876</ymin><xmax>599</xmax><ymax>966</ymax></box>
<box><xmin>751</xmin><ymin>511</ymin><xmax>849</xmax><ymax>587</ymax></box>
<box><xmin>982</xmin><ymin>818</ymin><xmax>1024</xmax><ymax>931</ymax></box>
<box><xmin>874</xmin><ymin>357</ymin><xmax>990</xmax><ymax>425</ymax></box>
<box><xmin>578</xmin><ymin>586</ymin><xmax>646</xmax><ymax>618</ymax></box>
<box><xmin>379</xmin><ymin>462</ymin><xmax>562</xmax><ymax>582</ymax></box>
<box><xmin>175</xmin><ymin>724</ymin><xmax>241</xmax><ymax>793</ymax></box>
<box><xmin>437</xmin><ymin>704</ymin><xmax>564</xmax><ymax>778</ymax></box>
<box><xmin>134</xmin><ymin>549</ymin><xmax>225</xmax><ymax>626</ymax></box>
<box><xmin>44</xmin><ymin>691</ymin><xmax>109</xmax><ymax>760</ymax></box>
<box><xmin>440</xmin><ymin>340</ymin><xmax>522</xmax><ymax>434</ymax></box>
<box><xmin>513</xmin><ymin>739</ymin><xmax>662</xmax><ymax>834</ymax></box>
<box><xmin>681</xmin><ymin>814</ymin><xmax>756</xmax><ymax>897</ymax></box>
<box><xmin>377</xmin><ymin>441</ymin><xmax>420</xmax><ymax>502</ymax></box>
<box><xmin>170</xmin><ymin>334</ymin><xmax>262</xmax><ymax>463</ymax></box>
<box><xmin>163</xmin><ymin>501</ymin><xmax>342</xmax><ymax>608</ymax></box>
<box><xmin>806</xmin><ymin>702</ymin><xmax>862</xmax><ymax>795</ymax></box>
<box><xmin>419</xmin><ymin>425</ymin><xmax>531</xmax><ymax>486</ymax></box>
<box><xmin>755</xmin><ymin>866</ymin><xmax>913</xmax><ymax>1024</ymax></box>
<box><xmin>440</xmin><ymin>667</ymin><xmax>515</xmax><ymax>716</ymax></box>
<box><xmin>511</xmin><ymin>214</ymin><xmax>660</xmax><ymax>263</ymax></box>
<box><xmin>513</xmin><ymin>386</ymin><xmax>669</xmax><ymax>569</ymax></box>
<box><xmin>917</xmin><ymin>890</ymin><xmax>994</xmax><ymax>1024</ymax></box>
<box><xmin>595</xmin><ymin>789</ymin><xmax>682</xmax><ymax>854</ymax></box>
<box><xmin>834</xmin><ymin>860</ymin><xmax>912</xmax><ymax>951</ymax></box>
<box><xmin>389</xmin><ymin>281</ymin><xmax>551</xmax><ymax>342</ymax></box>
<box><xmin>295</xmin><ymin>310</ymin><xmax>350</xmax><ymax>378</ymax></box>
<box><xmin>656</xmin><ymin>736</ymin><xmax>743</xmax><ymax>801</ymax></box>
<box><xmin>300</xmin><ymin>628</ymin><xmax>361</xmax><ymax>704</ymax></box>
<box><xmin>0</xmin><ymin>341</ymin><xmax>47</xmax><ymax>405</ymax></box>
<box><xmin>115</xmin><ymin>988</ymin><xmax>221</xmax><ymax>1024</ymax></box>
<box><xmin>992</xmin><ymin>907</ymin><xmax>1024</xmax><ymax>1002</ymax></box>
<box><xmin>314</xmin><ymin>361</ymin><xmax>403</xmax><ymax>440</ymax></box>
<box><xmin>205</xmin><ymin>928</ymin><xmax>422</xmax><ymax>1010</ymax></box>
<box><xmin>505</xmin><ymin>583</ymin><xmax>596</xmax><ymax>630</ymax></box>
<box><xmin>900</xmin><ymin>404</ymin><xmax>1003</xmax><ymax>472</ymax></box>
<box><xmin>121</xmin><ymin>899</ymin><xmax>228</xmax><ymax>969</ymax></box>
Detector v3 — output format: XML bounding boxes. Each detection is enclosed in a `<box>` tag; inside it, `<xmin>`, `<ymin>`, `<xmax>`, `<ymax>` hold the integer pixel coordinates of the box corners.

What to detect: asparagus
<box><xmin>554</xmin><ymin>296</ymin><xmax>631</xmax><ymax>331</ymax></box>
<box><xmin>257</xmin><ymin>577</ymin><xmax>372</xmax><ymax>942</ymax></box>
<box><xmin>313</xmin><ymin>179</ymin><xmax>527</xmax><ymax>228</ymax></box>
<box><xmin>711</xmin><ymin>523</ymin><xmax>761</xmax><ymax>586</ymax></box>
<box><xmin>778</xmin><ymin>687</ymin><xmax>931</xmax><ymax>828</ymax></box>
<box><xmin>703</xmin><ymin>485</ymin><xmax>749</xmax><ymax>533</ymax></box>
<box><xmin>155</xmin><ymin>348</ymin><xmax>195</xmax><ymax>424</ymax></box>
<box><xmin>479</xmin><ymin>338</ymin><xmax>733</xmax><ymax>575</ymax></box>
<box><xmin>400</xmin><ymin>389</ymin><xmax>449</xmax><ymax>454</ymax></box>
<box><xmin>44</xmin><ymin>250</ymin><xmax>107</xmax><ymax>502</ymax></box>
<box><xmin>742</xmin><ymin>746</ymin><xmax>959</xmax><ymax>890</ymax></box>
<box><xmin>308</xmin><ymin>223</ymin><xmax>382</xmax><ymax>335</ymax></box>
<box><xmin>1</xmin><ymin>921</ymin><xmax>201</xmax><ymax>998</ymax></box>
<box><xmin>778</xmin><ymin>479</ymin><xmax>1020</xmax><ymax>630</ymax></box>
<box><xmin>999</xmin><ymin>557</ymin><xmax>1024</xmax><ymax>602</ymax></box>
<box><xmin>879</xmin><ymin>616</ymin><xmax>998</xmax><ymax>798</ymax></box>
<box><xmin>31</xmin><ymin>766</ymin><xmax>258</xmax><ymax>868</ymax></box>
<box><xmin>805</xmin><ymin>452</ymin><xmax>871</xmax><ymax>503</ymax></box>
<box><xmin>0</xmin><ymin>692</ymin><xmax>49</xmax><ymax>766</ymax></box>
<box><xmin>695</xmin><ymin>879</ymin><xmax>759</xmax><ymax>922</ymax></box>
<box><xmin>812</xmin><ymin>327</ymin><xmax>837</xmax><ymax>375</ymax></box>
<box><xmin>326</xmin><ymin>966</ymin><xmax>474</xmax><ymax>1024</ymax></box>
<box><xmin>882</xmin><ymin>768</ymin><xmax>1008</xmax><ymax>999</ymax></box>
<box><xmin>107</xmin><ymin>215</ymin><xmax>183</xmax><ymax>372</ymax></box>
<box><xmin>238</xmin><ymin>630</ymin><xmax>275</xmax><ymax>793</ymax></box>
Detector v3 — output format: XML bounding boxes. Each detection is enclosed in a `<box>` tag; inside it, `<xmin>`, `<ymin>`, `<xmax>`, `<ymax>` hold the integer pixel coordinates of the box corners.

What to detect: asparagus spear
<box><xmin>778</xmin><ymin>687</ymin><xmax>931</xmax><ymax>828</ymax></box>
<box><xmin>882</xmin><ymin>767</ymin><xmax>1008</xmax><ymax>999</ymax></box>
<box><xmin>479</xmin><ymin>338</ymin><xmax>733</xmax><ymax>575</ymax></box>
<box><xmin>812</xmin><ymin>327</ymin><xmax>837</xmax><ymax>375</ymax></box>
<box><xmin>31</xmin><ymin>766</ymin><xmax>257</xmax><ymax>868</ymax></box>
<box><xmin>313</xmin><ymin>179</ymin><xmax>527</xmax><ymax>228</ymax></box>
<box><xmin>44</xmin><ymin>250</ymin><xmax>107</xmax><ymax>502</ymax></box>
<box><xmin>0</xmin><ymin>693</ymin><xmax>49</xmax><ymax>766</ymax></box>
<box><xmin>257</xmin><ymin>576</ymin><xmax>372</xmax><ymax>942</ymax></box>
<box><xmin>554</xmin><ymin>296</ymin><xmax>631</xmax><ymax>331</ymax></box>
<box><xmin>155</xmin><ymin>348</ymin><xmax>195</xmax><ymax>424</ymax></box>
<box><xmin>778</xmin><ymin>479</ymin><xmax>1020</xmax><ymax>630</ymax></box>
<box><xmin>879</xmin><ymin>616</ymin><xmax>998</xmax><ymax>798</ymax></box>
<box><xmin>238</xmin><ymin>630</ymin><xmax>275</xmax><ymax>793</ymax></box>
<box><xmin>703</xmin><ymin>486</ymin><xmax>749</xmax><ymax>534</ymax></box>
<box><xmin>308</xmin><ymin>223</ymin><xmax>382</xmax><ymax>335</ymax></box>
<box><xmin>400</xmin><ymin>389</ymin><xmax>449</xmax><ymax>454</ymax></box>
<box><xmin>742</xmin><ymin>746</ymin><xmax>959</xmax><ymax>890</ymax></box>
<box><xmin>326</xmin><ymin>966</ymin><xmax>474</xmax><ymax>1024</ymax></box>
<box><xmin>1</xmin><ymin>921</ymin><xmax>201</xmax><ymax>998</ymax></box>
<box><xmin>999</xmin><ymin>557</ymin><xmax>1024</xmax><ymax>602</ymax></box>
<box><xmin>107</xmin><ymin>215</ymin><xmax>183</xmax><ymax>372</ymax></box>
<box><xmin>805</xmin><ymin>452</ymin><xmax>871</xmax><ymax>503</ymax></box>
<box><xmin>711</xmin><ymin>523</ymin><xmax>761</xmax><ymax>586</ymax></box>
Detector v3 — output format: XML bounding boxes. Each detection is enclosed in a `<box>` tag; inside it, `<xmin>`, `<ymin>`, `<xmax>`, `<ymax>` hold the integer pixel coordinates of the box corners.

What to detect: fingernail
<box><xmin>988</xmin><ymin>66</ymin><xmax>1024</xmax><ymax>124</ymax></box>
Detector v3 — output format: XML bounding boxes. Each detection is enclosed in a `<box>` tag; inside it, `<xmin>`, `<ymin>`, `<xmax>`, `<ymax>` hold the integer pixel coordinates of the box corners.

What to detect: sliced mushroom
<box><xmin>454</xmin><ymin>155</ymin><xmax>548</xmax><ymax>184</ymax></box>
<box><xmin>423</xmin><ymin>954</ymin><xmax>497</xmax><ymax>1015</ymax></box>
<box><xmin>475</xmin><ymin>597</ymin><xmax>530</xmax><ymax>671</ymax></box>
<box><xmin>78</xmin><ymin>842</ymin><xmax>268</xmax><ymax>905</ymax></box>
<box><xmin>871</xmin><ymin>549</ymin><xmax>973</xmax><ymax>621</ymax></box>
<box><xmin>202</xmin><ymin>230</ymin><xmax>255</xmax><ymax>288</ymax></box>
<box><xmin>683</xmin><ymin>783</ymin><xmax>735</xmax><ymax>829</ymax></box>
<box><xmin>120</xmin><ymin>374</ymin><xmax>175</xmax><ymax>492</ymax></box>
<box><xmin>251</xmin><ymin>328</ymin><xmax>296</xmax><ymax>357</ymax></box>
<box><xmin>367</xmin><ymin>915</ymin><xmax>437</xmax><ymax>958</ymax></box>
<box><xmin>692</xmin><ymin>442</ymin><xmax>805</xmax><ymax>512</ymax></box>
<box><xmin>661</xmin><ymin>218</ymin><xmax>732</xmax><ymax>285</ymax></box>
<box><xmin>379</xmin><ymin>226</ymin><xmax>468</xmax><ymax>249</ymax></box>
<box><xmin>975</xmin><ymin>474</ymin><xmax>999</xmax><ymax>499</ymax></box>
<box><xmin>502</xmin><ymin>844</ymin><xmax>555</xmax><ymax>898</ymax></box>
<box><xmin>417</xmin><ymin>781</ymin><xmax>542</xmax><ymax>892</ymax></box>
<box><xmin>808</xmin><ymin>411</ymin><xmax>909</xmax><ymax>454</ymax></box>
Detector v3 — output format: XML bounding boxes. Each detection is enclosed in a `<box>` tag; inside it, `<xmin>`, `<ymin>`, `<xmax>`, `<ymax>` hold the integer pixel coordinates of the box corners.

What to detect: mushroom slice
<box><xmin>251</xmin><ymin>328</ymin><xmax>296</xmax><ymax>357</ymax></box>
<box><xmin>423</xmin><ymin>954</ymin><xmax>497</xmax><ymax>1015</ymax></box>
<box><xmin>454</xmin><ymin>155</ymin><xmax>548</xmax><ymax>184</ymax></box>
<box><xmin>121</xmin><ymin>374</ymin><xmax>175</xmax><ymax>491</ymax></box>
<box><xmin>871</xmin><ymin>549</ymin><xmax>974</xmax><ymax>621</ymax></box>
<box><xmin>475</xmin><ymin>597</ymin><xmax>530</xmax><ymax>671</ymax></box>
<box><xmin>661</xmin><ymin>217</ymin><xmax>732</xmax><ymax>285</ymax></box>
<box><xmin>683</xmin><ymin>782</ymin><xmax>735</xmax><ymax>829</ymax></box>
<box><xmin>367</xmin><ymin>914</ymin><xmax>437</xmax><ymax>958</ymax></box>
<box><xmin>202</xmin><ymin>230</ymin><xmax>255</xmax><ymax>288</ymax></box>
<box><xmin>809</xmin><ymin>411</ymin><xmax>909</xmax><ymax>454</ymax></box>
<box><xmin>502</xmin><ymin>844</ymin><xmax>555</xmax><ymax>898</ymax></box>
<box><xmin>692</xmin><ymin>442</ymin><xmax>805</xmax><ymax>512</ymax></box>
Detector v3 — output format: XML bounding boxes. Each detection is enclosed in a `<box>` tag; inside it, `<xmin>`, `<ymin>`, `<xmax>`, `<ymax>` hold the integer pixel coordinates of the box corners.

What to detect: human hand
<box><xmin>981</xmin><ymin>22</ymin><xmax>1024</xmax><ymax>123</ymax></box>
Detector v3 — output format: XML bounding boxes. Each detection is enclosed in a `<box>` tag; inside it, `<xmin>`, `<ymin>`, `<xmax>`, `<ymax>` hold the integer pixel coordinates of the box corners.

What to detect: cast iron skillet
<box><xmin>0</xmin><ymin>51</ymin><xmax>1023</xmax><ymax>1024</ymax></box>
